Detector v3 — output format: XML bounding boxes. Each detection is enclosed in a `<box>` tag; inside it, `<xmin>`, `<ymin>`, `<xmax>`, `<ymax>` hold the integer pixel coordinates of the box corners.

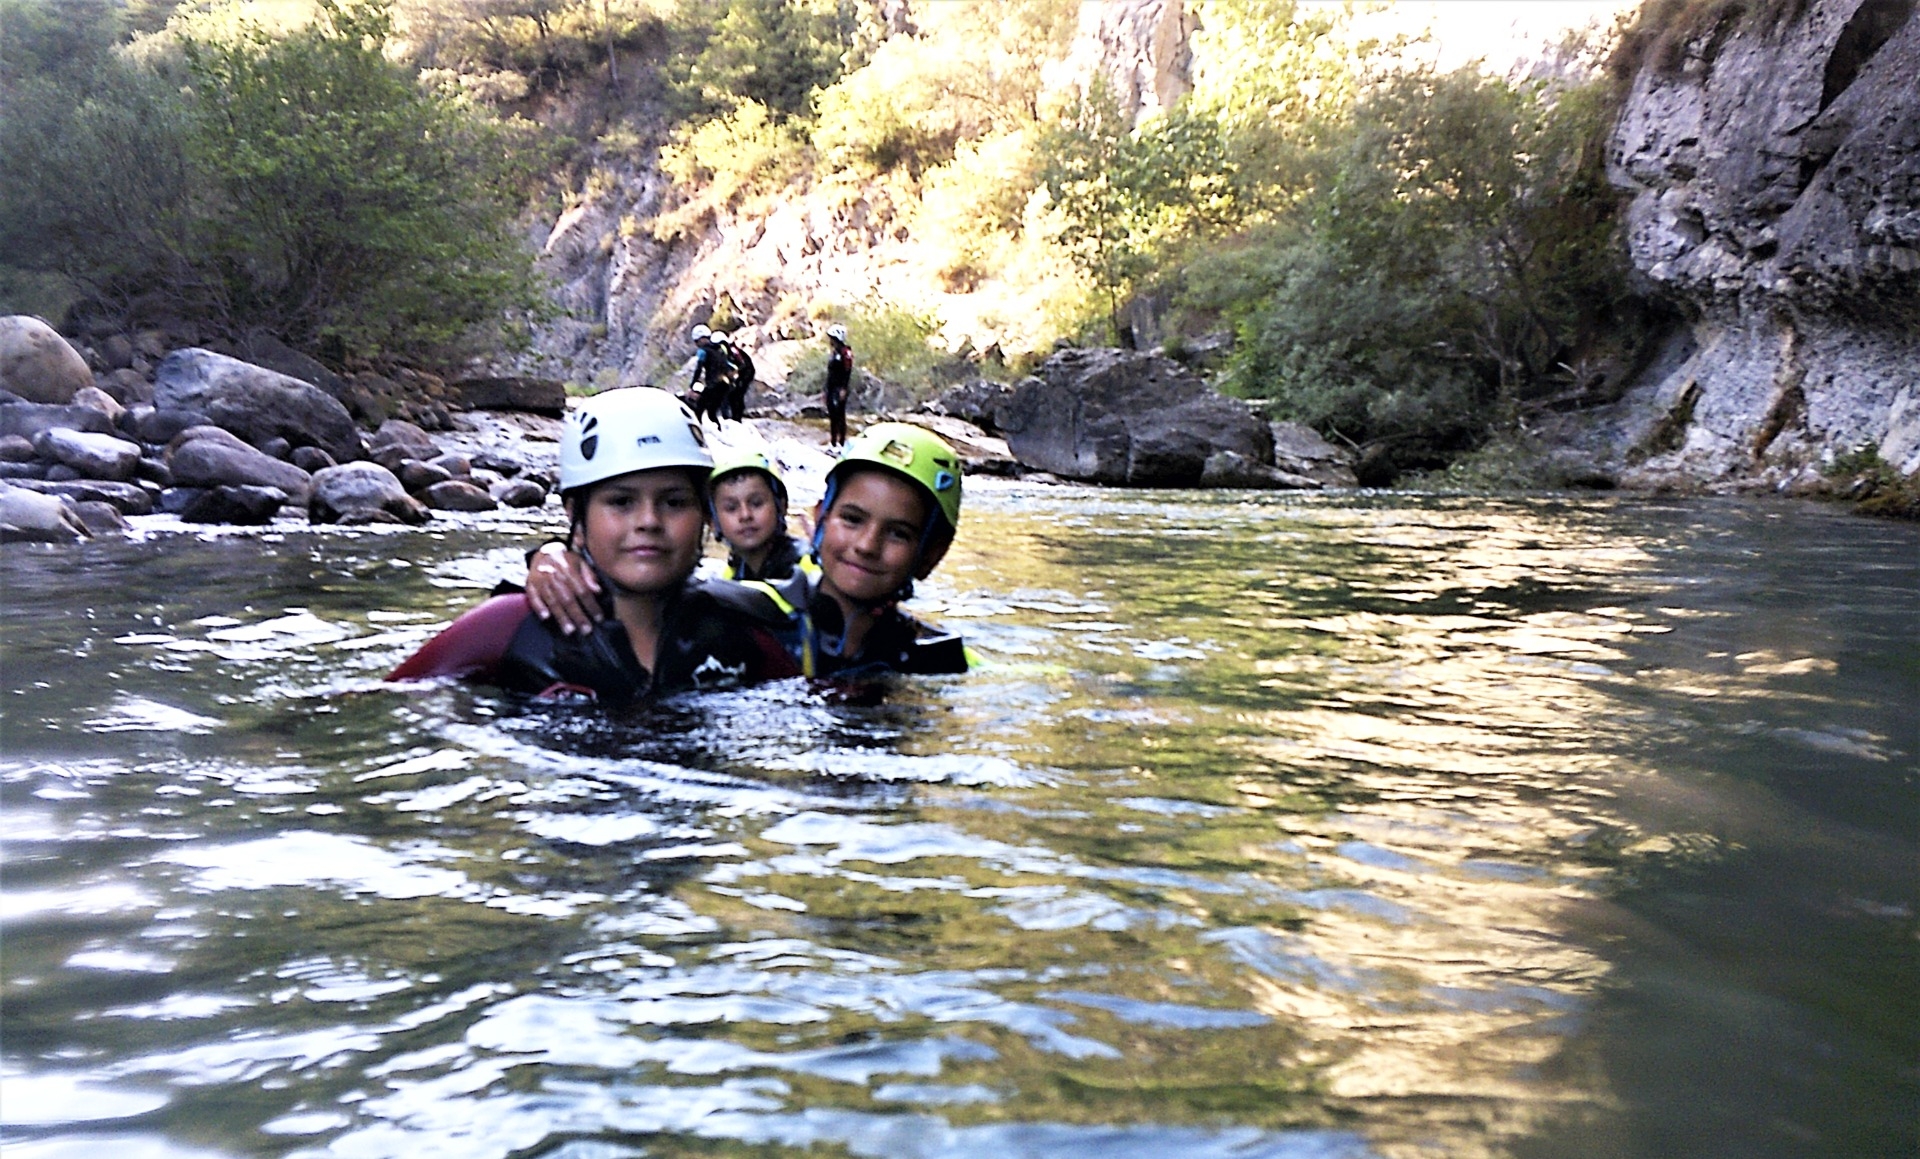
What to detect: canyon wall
<box><xmin>1552</xmin><ymin>0</ymin><xmax>1919</xmax><ymax>488</ymax></box>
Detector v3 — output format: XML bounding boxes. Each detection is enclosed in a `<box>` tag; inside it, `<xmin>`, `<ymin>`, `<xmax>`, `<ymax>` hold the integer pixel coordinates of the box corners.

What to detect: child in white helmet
<box><xmin>526</xmin><ymin>421</ymin><xmax>968</xmax><ymax>678</ymax></box>
<box><xmin>389</xmin><ymin>388</ymin><xmax>798</xmax><ymax>705</ymax></box>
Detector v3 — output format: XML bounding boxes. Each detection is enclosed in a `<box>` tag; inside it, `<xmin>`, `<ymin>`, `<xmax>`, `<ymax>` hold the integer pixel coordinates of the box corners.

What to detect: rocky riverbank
<box><xmin>0</xmin><ymin>312</ymin><xmax>1361</xmax><ymax>543</ymax></box>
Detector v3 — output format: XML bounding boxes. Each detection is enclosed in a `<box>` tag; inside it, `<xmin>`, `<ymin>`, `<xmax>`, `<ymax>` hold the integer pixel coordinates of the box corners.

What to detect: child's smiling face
<box><xmin>571</xmin><ymin>468</ymin><xmax>705</xmax><ymax>596</ymax></box>
<box><xmin>711</xmin><ymin>472</ymin><xmax>781</xmax><ymax>555</ymax></box>
<box><xmin>814</xmin><ymin>469</ymin><xmax>929</xmax><ymax>605</ymax></box>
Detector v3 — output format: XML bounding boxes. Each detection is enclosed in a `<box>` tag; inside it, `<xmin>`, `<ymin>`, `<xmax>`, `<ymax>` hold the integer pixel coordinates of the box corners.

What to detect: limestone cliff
<box><xmin>1553</xmin><ymin>0</ymin><xmax>1919</xmax><ymax>488</ymax></box>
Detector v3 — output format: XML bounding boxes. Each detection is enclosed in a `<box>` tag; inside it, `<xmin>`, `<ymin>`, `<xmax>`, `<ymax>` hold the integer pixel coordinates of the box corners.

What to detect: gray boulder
<box><xmin>419</xmin><ymin>479</ymin><xmax>498</xmax><ymax>512</ymax></box>
<box><xmin>1200</xmin><ymin>450</ymin><xmax>1321</xmax><ymax>490</ymax></box>
<box><xmin>0</xmin><ymin>400</ymin><xmax>117</xmax><ymax>442</ymax></box>
<box><xmin>1269</xmin><ymin>422</ymin><xmax>1358</xmax><ymax>488</ymax></box>
<box><xmin>448</xmin><ymin>375</ymin><xmax>567</xmax><ymax>416</ymax></box>
<box><xmin>129</xmin><ymin>407</ymin><xmax>213</xmax><ymax>446</ymax></box>
<box><xmin>179</xmin><ymin>484</ymin><xmax>287</xmax><ymax>525</ymax></box>
<box><xmin>0</xmin><ymin>484</ymin><xmax>89</xmax><ymax>542</ymax></box>
<box><xmin>849</xmin><ymin>370</ymin><xmax>916</xmax><ymax>415</ymax></box>
<box><xmin>398</xmin><ymin>460</ymin><xmax>453</xmax><ymax>492</ymax></box>
<box><xmin>922</xmin><ymin>380</ymin><xmax>1014</xmax><ymax>433</ymax></box>
<box><xmin>0</xmin><ymin>316</ymin><xmax>92</xmax><ymax>405</ymax></box>
<box><xmin>367</xmin><ymin>419</ymin><xmax>439</xmax><ymax>471</ymax></box>
<box><xmin>309</xmin><ymin>462</ymin><xmax>430</xmax><ymax>525</ymax></box>
<box><xmin>999</xmin><ymin>348</ymin><xmax>1273</xmax><ymax>485</ymax></box>
<box><xmin>168</xmin><ymin>428</ymin><xmax>312</xmax><ymax>504</ymax></box>
<box><xmin>72</xmin><ymin>385</ymin><xmax>127</xmax><ymax>426</ymax></box>
<box><xmin>490</xmin><ymin>478</ymin><xmax>547</xmax><ymax>508</ymax></box>
<box><xmin>0</xmin><ymin>434</ymin><xmax>35</xmax><ymax>462</ymax></box>
<box><xmin>153</xmin><ymin>348</ymin><xmax>363</xmax><ymax>463</ymax></box>
<box><xmin>35</xmin><ymin>428</ymin><xmax>142</xmax><ymax>482</ymax></box>
<box><xmin>9</xmin><ymin>478</ymin><xmax>155</xmax><ymax>516</ymax></box>
<box><xmin>71</xmin><ymin>499</ymin><xmax>131</xmax><ymax>535</ymax></box>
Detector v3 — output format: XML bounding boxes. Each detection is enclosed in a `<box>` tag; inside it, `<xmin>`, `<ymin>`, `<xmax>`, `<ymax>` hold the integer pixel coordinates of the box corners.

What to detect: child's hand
<box><xmin>526</xmin><ymin>544</ymin><xmax>602</xmax><ymax>636</ymax></box>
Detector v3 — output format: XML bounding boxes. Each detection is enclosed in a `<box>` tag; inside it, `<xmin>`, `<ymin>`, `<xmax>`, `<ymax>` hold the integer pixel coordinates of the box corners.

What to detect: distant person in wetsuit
<box><xmin>685</xmin><ymin>325</ymin><xmax>733</xmax><ymax>426</ymax></box>
<box><xmin>526</xmin><ymin>422</ymin><xmax>970</xmax><ymax>680</ymax></box>
<box><xmin>387</xmin><ymin>388</ymin><xmax>797</xmax><ymax>706</ymax></box>
<box><xmin>720</xmin><ymin>335</ymin><xmax>755</xmax><ymax>423</ymax></box>
<box><xmin>708</xmin><ymin>447</ymin><xmax>809</xmax><ymax>581</ymax></box>
<box><xmin>823</xmin><ymin>323</ymin><xmax>852</xmax><ymax>449</ymax></box>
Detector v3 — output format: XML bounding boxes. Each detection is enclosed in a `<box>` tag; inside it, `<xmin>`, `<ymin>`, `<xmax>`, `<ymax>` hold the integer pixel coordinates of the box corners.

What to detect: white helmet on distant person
<box><xmin>560</xmin><ymin>387</ymin><xmax>711</xmax><ymax>496</ymax></box>
<box><xmin>827</xmin><ymin>324</ymin><xmax>848</xmax><ymax>343</ymax></box>
<box><xmin>690</xmin><ymin>324</ymin><xmax>712</xmax><ymax>343</ymax></box>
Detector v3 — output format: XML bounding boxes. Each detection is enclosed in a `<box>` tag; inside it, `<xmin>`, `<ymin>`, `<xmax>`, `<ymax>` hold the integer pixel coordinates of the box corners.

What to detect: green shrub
<box><xmin>0</xmin><ymin>0</ymin><xmax>545</xmax><ymax>361</ymax></box>
<box><xmin>1184</xmin><ymin>61</ymin><xmax>1631</xmax><ymax>477</ymax></box>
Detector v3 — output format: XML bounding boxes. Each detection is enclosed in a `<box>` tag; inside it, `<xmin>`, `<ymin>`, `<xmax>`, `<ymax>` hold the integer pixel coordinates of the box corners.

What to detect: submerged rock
<box><xmin>0</xmin><ymin>483</ymin><xmax>89</xmax><ymax>542</ymax></box>
<box><xmin>179</xmin><ymin>484</ymin><xmax>287</xmax><ymax>525</ymax></box>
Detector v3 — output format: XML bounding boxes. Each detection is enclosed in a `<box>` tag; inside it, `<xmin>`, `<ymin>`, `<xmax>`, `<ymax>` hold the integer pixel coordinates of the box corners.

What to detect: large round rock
<box><xmin>0</xmin><ymin>316</ymin><xmax>93</xmax><ymax>405</ymax></box>
<box><xmin>153</xmin><ymin>348</ymin><xmax>364</xmax><ymax>463</ymax></box>
<box><xmin>998</xmin><ymin>349</ymin><xmax>1274</xmax><ymax>486</ymax></box>
<box><xmin>309</xmin><ymin>462</ymin><xmax>430</xmax><ymax>525</ymax></box>
<box><xmin>167</xmin><ymin>427</ymin><xmax>312</xmax><ymax>504</ymax></box>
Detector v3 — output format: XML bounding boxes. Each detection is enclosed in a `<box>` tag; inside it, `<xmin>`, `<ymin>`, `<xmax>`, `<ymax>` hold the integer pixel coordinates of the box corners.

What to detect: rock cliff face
<box><xmin>1558</xmin><ymin>0</ymin><xmax>1920</xmax><ymax>487</ymax></box>
<box><xmin>505</xmin><ymin>0</ymin><xmax>1191</xmax><ymax>392</ymax></box>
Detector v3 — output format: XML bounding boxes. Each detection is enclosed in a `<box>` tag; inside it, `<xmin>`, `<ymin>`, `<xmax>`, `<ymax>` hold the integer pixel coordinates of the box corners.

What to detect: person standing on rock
<box><xmin>823</xmin><ymin>324</ymin><xmax>852</xmax><ymax>449</ymax></box>
<box><xmin>686</xmin><ymin>325</ymin><xmax>733</xmax><ymax>426</ymax></box>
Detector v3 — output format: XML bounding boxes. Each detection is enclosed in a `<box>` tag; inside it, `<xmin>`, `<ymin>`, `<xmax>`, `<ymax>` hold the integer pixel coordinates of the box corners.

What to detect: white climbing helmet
<box><xmin>559</xmin><ymin>387</ymin><xmax>711</xmax><ymax>495</ymax></box>
<box><xmin>690</xmin><ymin>324</ymin><xmax>712</xmax><ymax>343</ymax></box>
<box><xmin>827</xmin><ymin>324</ymin><xmax>848</xmax><ymax>343</ymax></box>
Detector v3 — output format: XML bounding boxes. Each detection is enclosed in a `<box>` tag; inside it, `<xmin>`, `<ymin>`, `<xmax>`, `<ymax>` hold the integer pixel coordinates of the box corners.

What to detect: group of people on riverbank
<box><xmin>389</xmin><ymin>356</ymin><xmax>967</xmax><ymax>707</ymax></box>
<box><xmin>684</xmin><ymin>322</ymin><xmax>852</xmax><ymax>449</ymax></box>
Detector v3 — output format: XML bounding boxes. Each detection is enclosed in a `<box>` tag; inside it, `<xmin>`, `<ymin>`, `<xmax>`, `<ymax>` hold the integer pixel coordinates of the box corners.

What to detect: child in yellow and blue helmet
<box><xmin>736</xmin><ymin>422</ymin><xmax>968</xmax><ymax>677</ymax></box>
<box><xmin>707</xmin><ymin>447</ymin><xmax>813</xmax><ymax>582</ymax></box>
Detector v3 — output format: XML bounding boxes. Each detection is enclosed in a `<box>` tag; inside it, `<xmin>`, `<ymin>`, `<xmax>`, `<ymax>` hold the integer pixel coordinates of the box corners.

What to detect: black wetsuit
<box><xmin>824</xmin><ymin>341</ymin><xmax>852</xmax><ymax>447</ymax></box>
<box><xmin>724</xmin><ymin>533</ymin><xmax>807</xmax><ymax>582</ymax></box>
<box><xmin>722</xmin><ymin>343</ymin><xmax>754</xmax><ymax>421</ymax></box>
<box><xmin>389</xmin><ymin>578</ymin><xmax>799</xmax><ymax>707</ymax></box>
<box><xmin>726</xmin><ymin>568</ymin><xmax>968</xmax><ymax>678</ymax></box>
<box><xmin>688</xmin><ymin>342</ymin><xmax>734</xmax><ymax>423</ymax></box>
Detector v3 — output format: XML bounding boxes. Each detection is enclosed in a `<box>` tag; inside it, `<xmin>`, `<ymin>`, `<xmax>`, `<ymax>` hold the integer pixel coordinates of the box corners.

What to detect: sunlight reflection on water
<box><xmin>1</xmin><ymin>491</ymin><xmax>1913</xmax><ymax>1158</ymax></box>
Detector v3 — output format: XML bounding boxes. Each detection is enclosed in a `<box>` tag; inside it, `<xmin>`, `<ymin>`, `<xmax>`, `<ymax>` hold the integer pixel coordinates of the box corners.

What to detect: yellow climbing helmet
<box><xmin>826</xmin><ymin>422</ymin><xmax>962</xmax><ymax>534</ymax></box>
<box><xmin>709</xmin><ymin>447</ymin><xmax>788</xmax><ymax>506</ymax></box>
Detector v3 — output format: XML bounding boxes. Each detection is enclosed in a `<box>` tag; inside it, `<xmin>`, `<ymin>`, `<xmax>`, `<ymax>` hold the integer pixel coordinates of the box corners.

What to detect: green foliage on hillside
<box><xmin>0</xmin><ymin>0</ymin><xmax>544</xmax><ymax>362</ymax></box>
<box><xmin>1184</xmin><ymin>63</ymin><xmax>1630</xmax><ymax>472</ymax></box>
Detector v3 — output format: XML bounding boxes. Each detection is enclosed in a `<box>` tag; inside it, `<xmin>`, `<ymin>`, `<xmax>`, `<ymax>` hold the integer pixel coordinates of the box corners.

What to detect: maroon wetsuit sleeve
<box><xmin>387</xmin><ymin>595</ymin><xmax>532</xmax><ymax>682</ymax></box>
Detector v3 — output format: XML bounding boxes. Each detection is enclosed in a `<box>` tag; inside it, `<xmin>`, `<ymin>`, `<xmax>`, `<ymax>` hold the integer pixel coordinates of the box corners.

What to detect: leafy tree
<box><xmin>1188</xmin><ymin>64</ymin><xmax>1630</xmax><ymax>472</ymax></box>
<box><xmin>1036</xmin><ymin>82</ymin><xmax>1160</xmax><ymax>342</ymax></box>
<box><xmin>175</xmin><ymin>0</ymin><xmax>543</xmax><ymax>357</ymax></box>
<box><xmin>0</xmin><ymin>2</ymin><xmax>202</xmax><ymax>320</ymax></box>
<box><xmin>668</xmin><ymin>0</ymin><xmax>856</xmax><ymax>122</ymax></box>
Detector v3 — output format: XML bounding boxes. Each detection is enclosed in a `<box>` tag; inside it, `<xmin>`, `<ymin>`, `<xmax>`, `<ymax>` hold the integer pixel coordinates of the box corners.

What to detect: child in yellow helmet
<box><xmin>707</xmin><ymin>448</ymin><xmax>812</xmax><ymax>582</ymax></box>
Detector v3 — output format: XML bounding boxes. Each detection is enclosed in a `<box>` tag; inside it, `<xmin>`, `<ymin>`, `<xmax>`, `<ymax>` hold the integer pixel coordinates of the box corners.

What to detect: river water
<box><xmin>2</xmin><ymin>487</ymin><xmax>1914</xmax><ymax>1159</ymax></box>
